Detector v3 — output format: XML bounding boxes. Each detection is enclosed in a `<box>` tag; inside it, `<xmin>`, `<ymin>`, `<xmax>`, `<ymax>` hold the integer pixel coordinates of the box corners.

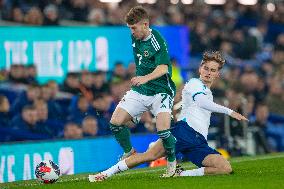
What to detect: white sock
<box><xmin>102</xmin><ymin>160</ymin><xmax>129</xmax><ymax>177</ymax></box>
<box><xmin>180</xmin><ymin>167</ymin><xmax>205</xmax><ymax>177</ymax></box>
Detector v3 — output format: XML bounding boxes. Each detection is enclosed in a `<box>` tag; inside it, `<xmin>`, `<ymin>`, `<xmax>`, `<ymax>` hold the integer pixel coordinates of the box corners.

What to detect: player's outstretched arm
<box><xmin>195</xmin><ymin>94</ymin><xmax>248</xmax><ymax>122</ymax></box>
<box><xmin>230</xmin><ymin>111</ymin><xmax>248</xmax><ymax>121</ymax></box>
<box><xmin>131</xmin><ymin>65</ymin><xmax>168</xmax><ymax>86</ymax></box>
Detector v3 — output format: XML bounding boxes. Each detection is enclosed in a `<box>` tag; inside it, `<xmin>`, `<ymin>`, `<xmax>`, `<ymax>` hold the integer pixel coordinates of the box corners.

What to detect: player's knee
<box><xmin>110</xmin><ymin>118</ymin><xmax>123</xmax><ymax>126</ymax></box>
<box><xmin>221</xmin><ymin>164</ymin><xmax>232</xmax><ymax>174</ymax></box>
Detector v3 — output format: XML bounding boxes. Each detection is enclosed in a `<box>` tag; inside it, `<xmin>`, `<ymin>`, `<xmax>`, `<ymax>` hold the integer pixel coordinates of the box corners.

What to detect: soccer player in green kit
<box><xmin>89</xmin><ymin>6</ymin><xmax>177</xmax><ymax>180</ymax></box>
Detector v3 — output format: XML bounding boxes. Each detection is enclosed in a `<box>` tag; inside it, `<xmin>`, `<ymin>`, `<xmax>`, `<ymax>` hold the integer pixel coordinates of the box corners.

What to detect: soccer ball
<box><xmin>35</xmin><ymin>160</ymin><xmax>60</xmax><ymax>184</ymax></box>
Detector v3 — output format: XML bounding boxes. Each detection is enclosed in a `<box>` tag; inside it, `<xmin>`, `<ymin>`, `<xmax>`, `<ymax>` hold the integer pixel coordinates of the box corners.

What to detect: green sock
<box><xmin>110</xmin><ymin>123</ymin><xmax>132</xmax><ymax>153</ymax></box>
<box><xmin>157</xmin><ymin>129</ymin><xmax>177</xmax><ymax>162</ymax></box>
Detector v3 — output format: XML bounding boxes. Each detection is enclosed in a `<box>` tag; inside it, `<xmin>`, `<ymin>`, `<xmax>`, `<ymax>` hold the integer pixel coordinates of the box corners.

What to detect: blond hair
<box><xmin>201</xmin><ymin>51</ymin><xmax>226</xmax><ymax>69</ymax></box>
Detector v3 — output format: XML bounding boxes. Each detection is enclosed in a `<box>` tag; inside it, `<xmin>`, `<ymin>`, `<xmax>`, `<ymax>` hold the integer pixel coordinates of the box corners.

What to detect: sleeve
<box><xmin>153</xmin><ymin>34</ymin><xmax>171</xmax><ymax>66</ymax></box>
<box><xmin>184</xmin><ymin>79</ymin><xmax>207</xmax><ymax>101</ymax></box>
<box><xmin>194</xmin><ymin>94</ymin><xmax>233</xmax><ymax>115</ymax></box>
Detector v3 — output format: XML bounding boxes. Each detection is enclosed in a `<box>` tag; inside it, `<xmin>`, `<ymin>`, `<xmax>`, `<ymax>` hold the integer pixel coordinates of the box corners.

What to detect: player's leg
<box><xmin>171</xmin><ymin>121</ymin><xmax>232</xmax><ymax>177</ymax></box>
<box><xmin>202</xmin><ymin>154</ymin><xmax>232</xmax><ymax>175</ymax></box>
<box><xmin>110</xmin><ymin>107</ymin><xmax>133</xmax><ymax>154</ymax></box>
<box><xmin>177</xmin><ymin>145</ymin><xmax>232</xmax><ymax>176</ymax></box>
<box><xmin>152</xmin><ymin>94</ymin><xmax>177</xmax><ymax>177</ymax></box>
<box><xmin>89</xmin><ymin>140</ymin><xmax>165</xmax><ymax>182</ymax></box>
<box><xmin>178</xmin><ymin>153</ymin><xmax>232</xmax><ymax>177</ymax></box>
<box><xmin>109</xmin><ymin>90</ymin><xmax>146</xmax><ymax>156</ymax></box>
<box><xmin>156</xmin><ymin>112</ymin><xmax>177</xmax><ymax>177</ymax></box>
<box><xmin>126</xmin><ymin>139</ymin><xmax>165</xmax><ymax>168</ymax></box>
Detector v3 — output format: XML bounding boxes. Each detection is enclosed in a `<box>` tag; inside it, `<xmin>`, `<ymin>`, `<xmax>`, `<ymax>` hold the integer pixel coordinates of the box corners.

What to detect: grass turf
<box><xmin>2</xmin><ymin>153</ymin><xmax>284</xmax><ymax>189</ymax></box>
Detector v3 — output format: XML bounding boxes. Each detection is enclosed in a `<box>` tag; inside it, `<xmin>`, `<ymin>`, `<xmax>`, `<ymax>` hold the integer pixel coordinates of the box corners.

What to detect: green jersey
<box><xmin>131</xmin><ymin>29</ymin><xmax>176</xmax><ymax>97</ymax></box>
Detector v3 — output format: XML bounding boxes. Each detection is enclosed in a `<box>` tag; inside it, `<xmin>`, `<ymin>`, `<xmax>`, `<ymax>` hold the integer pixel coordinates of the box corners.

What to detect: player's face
<box><xmin>128</xmin><ymin>20</ymin><xmax>148</xmax><ymax>40</ymax></box>
<box><xmin>199</xmin><ymin>61</ymin><xmax>220</xmax><ymax>84</ymax></box>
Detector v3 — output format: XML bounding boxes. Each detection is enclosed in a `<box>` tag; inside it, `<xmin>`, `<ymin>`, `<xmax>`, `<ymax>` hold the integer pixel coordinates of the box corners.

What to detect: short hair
<box><xmin>22</xmin><ymin>105</ymin><xmax>35</xmax><ymax>112</ymax></box>
<box><xmin>93</xmin><ymin>93</ymin><xmax>104</xmax><ymax>101</ymax></box>
<box><xmin>64</xmin><ymin>122</ymin><xmax>80</xmax><ymax>131</ymax></box>
<box><xmin>125</xmin><ymin>6</ymin><xmax>149</xmax><ymax>25</ymax></box>
<box><xmin>27</xmin><ymin>83</ymin><xmax>40</xmax><ymax>90</ymax></box>
<box><xmin>256</xmin><ymin>101</ymin><xmax>268</xmax><ymax>108</ymax></box>
<box><xmin>201</xmin><ymin>51</ymin><xmax>226</xmax><ymax>70</ymax></box>
<box><xmin>83</xmin><ymin>116</ymin><xmax>97</xmax><ymax>122</ymax></box>
<box><xmin>67</xmin><ymin>72</ymin><xmax>79</xmax><ymax>78</ymax></box>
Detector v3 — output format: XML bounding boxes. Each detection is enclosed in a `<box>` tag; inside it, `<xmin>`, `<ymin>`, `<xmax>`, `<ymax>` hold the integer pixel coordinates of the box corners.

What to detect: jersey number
<box><xmin>137</xmin><ymin>54</ymin><xmax>142</xmax><ymax>65</ymax></box>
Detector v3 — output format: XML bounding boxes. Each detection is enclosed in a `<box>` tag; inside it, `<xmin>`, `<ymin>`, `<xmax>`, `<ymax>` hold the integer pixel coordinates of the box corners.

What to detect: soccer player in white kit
<box><xmin>89</xmin><ymin>51</ymin><xmax>248</xmax><ymax>182</ymax></box>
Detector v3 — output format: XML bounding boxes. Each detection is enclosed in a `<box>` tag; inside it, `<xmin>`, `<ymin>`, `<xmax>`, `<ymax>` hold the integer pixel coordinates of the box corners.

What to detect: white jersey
<box><xmin>178</xmin><ymin>78</ymin><xmax>213</xmax><ymax>139</ymax></box>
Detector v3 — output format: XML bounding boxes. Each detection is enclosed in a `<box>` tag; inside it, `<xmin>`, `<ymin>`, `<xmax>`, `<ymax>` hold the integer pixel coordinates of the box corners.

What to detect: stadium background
<box><xmin>0</xmin><ymin>0</ymin><xmax>283</xmax><ymax>183</ymax></box>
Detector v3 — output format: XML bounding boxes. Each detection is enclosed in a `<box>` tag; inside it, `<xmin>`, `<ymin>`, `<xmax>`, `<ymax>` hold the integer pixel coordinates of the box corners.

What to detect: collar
<box><xmin>142</xmin><ymin>28</ymin><xmax>152</xmax><ymax>41</ymax></box>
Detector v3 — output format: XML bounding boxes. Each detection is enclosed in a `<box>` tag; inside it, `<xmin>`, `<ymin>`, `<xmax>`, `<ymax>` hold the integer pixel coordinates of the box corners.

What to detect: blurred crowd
<box><xmin>0</xmin><ymin>62</ymin><xmax>156</xmax><ymax>142</ymax></box>
<box><xmin>0</xmin><ymin>0</ymin><xmax>283</xmax><ymax>156</ymax></box>
<box><xmin>0</xmin><ymin>0</ymin><xmax>283</xmax><ymax>26</ymax></box>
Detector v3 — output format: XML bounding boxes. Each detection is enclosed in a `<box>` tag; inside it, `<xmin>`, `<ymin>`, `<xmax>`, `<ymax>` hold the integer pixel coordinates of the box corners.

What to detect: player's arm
<box><xmin>194</xmin><ymin>94</ymin><xmax>248</xmax><ymax>121</ymax></box>
<box><xmin>131</xmin><ymin>35</ymin><xmax>170</xmax><ymax>86</ymax></box>
<box><xmin>131</xmin><ymin>65</ymin><xmax>168</xmax><ymax>86</ymax></box>
<box><xmin>144</xmin><ymin>64</ymin><xmax>168</xmax><ymax>80</ymax></box>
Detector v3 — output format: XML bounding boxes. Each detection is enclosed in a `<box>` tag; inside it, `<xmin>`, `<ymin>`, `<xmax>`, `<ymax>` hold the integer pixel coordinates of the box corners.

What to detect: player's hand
<box><xmin>230</xmin><ymin>111</ymin><xmax>249</xmax><ymax>121</ymax></box>
<box><xmin>131</xmin><ymin>76</ymin><xmax>148</xmax><ymax>86</ymax></box>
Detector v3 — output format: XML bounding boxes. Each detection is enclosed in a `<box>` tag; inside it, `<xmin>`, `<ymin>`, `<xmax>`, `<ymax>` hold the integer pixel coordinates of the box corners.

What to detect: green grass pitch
<box><xmin>2</xmin><ymin>153</ymin><xmax>284</xmax><ymax>189</ymax></box>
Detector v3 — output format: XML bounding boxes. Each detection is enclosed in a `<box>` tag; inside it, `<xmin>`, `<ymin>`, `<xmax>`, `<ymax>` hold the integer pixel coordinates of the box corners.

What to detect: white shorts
<box><xmin>117</xmin><ymin>90</ymin><xmax>173</xmax><ymax>123</ymax></box>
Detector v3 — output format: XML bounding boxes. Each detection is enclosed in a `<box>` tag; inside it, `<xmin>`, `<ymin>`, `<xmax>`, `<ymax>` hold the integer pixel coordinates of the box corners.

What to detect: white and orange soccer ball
<box><xmin>35</xmin><ymin>160</ymin><xmax>60</xmax><ymax>184</ymax></box>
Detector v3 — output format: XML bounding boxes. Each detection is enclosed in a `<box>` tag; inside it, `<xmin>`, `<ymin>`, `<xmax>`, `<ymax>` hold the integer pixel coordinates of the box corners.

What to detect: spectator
<box><xmin>41</xmin><ymin>84</ymin><xmax>53</xmax><ymax>102</ymax></box>
<box><xmin>93</xmin><ymin>71</ymin><xmax>109</xmax><ymax>95</ymax></box>
<box><xmin>25</xmin><ymin>64</ymin><xmax>37</xmax><ymax>84</ymax></box>
<box><xmin>126</xmin><ymin>62</ymin><xmax>136</xmax><ymax>78</ymax></box>
<box><xmin>9</xmin><ymin>65</ymin><xmax>26</xmax><ymax>84</ymax></box>
<box><xmin>68</xmin><ymin>95</ymin><xmax>94</xmax><ymax>124</ymax></box>
<box><xmin>11</xmin><ymin>105</ymin><xmax>39</xmax><ymax>133</ymax></box>
<box><xmin>249</xmin><ymin>103</ymin><xmax>278</xmax><ymax>153</ymax></box>
<box><xmin>266</xmin><ymin>77</ymin><xmax>284</xmax><ymax>115</ymax></box>
<box><xmin>12</xmin><ymin>7</ymin><xmax>24</xmax><ymax>23</ymax></box>
<box><xmin>218</xmin><ymin>87</ymin><xmax>244</xmax><ymax>155</ymax></box>
<box><xmin>64</xmin><ymin>122</ymin><xmax>83</xmax><ymax>139</ymax></box>
<box><xmin>24</xmin><ymin>7</ymin><xmax>43</xmax><ymax>25</ymax></box>
<box><xmin>271</xmin><ymin>46</ymin><xmax>284</xmax><ymax>67</ymax></box>
<box><xmin>11</xmin><ymin>83</ymin><xmax>41</xmax><ymax>115</ymax></box>
<box><xmin>47</xmin><ymin>80</ymin><xmax>59</xmax><ymax>99</ymax></box>
<box><xmin>40</xmin><ymin>84</ymin><xmax>63</xmax><ymax>120</ymax></box>
<box><xmin>61</xmin><ymin>72</ymin><xmax>81</xmax><ymax>95</ymax></box>
<box><xmin>0</xmin><ymin>95</ymin><xmax>10</xmax><ymax>127</ymax></box>
<box><xmin>110</xmin><ymin>79</ymin><xmax>130</xmax><ymax>103</ymax></box>
<box><xmin>69</xmin><ymin>0</ymin><xmax>88</xmax><ymax>22</ymax></box>
<box><xmin>111</xmin><ymin>62</ymin><xmax>127</xmax><ymax>82</ymax></box>
<box><xmin>239</xmin><ymin>69</ymin><xmax>259</xmax><ymax>96</ymax></box>
<box><xmin>92</xmin><ymin>93</ymin><xmax>112</xmax><ymax>135</ymax></box>
<box><xmin>79</xmin><ymin>71</ymin><xmax>94</xmax><ymax>101</ymax></box>
<box><xmin>189</xmin><ymin>22</ymin><xmax>207</xmax><ymax>56</ymax></box>
<box><xmin>43</xmin><ymin>4</ymin><xmax>59</xmax><ymax>26</ymax></box>
<box><xmin>88</xmin><ymin>8</ymin><xmax>105</xmax><ymax>25</ymax></box>
<box><xmin>33</xmin><ymin>99</ymin><xmax>63</xmax><ymax>137</ymax></box>
<box><xmin>82</xmin><ymin>116</ymin><xmax>99</xmax><ymax>137</ymax></box>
